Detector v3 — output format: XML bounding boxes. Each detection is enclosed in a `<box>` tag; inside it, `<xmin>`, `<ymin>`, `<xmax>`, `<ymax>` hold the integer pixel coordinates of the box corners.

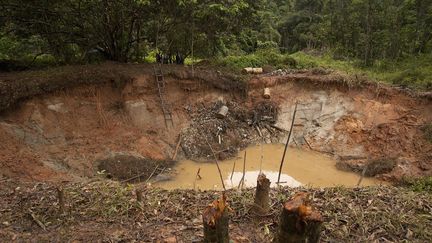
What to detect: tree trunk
<box><xmin>253</xmin><ymin>173</ymin><xmax>271</xmax><ymax>215</ymax></box>
<box><xmin>274</xmin><ymin>192</ymin><xmax>323</xmax><ymax>243</ymax></box>
<box><xmin>203</xmin><ymin>194</ymin><xmax>229</xmax><ymax>243</ymax></box>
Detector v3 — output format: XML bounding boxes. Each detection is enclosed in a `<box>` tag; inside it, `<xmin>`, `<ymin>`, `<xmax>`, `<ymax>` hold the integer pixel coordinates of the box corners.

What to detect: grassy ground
<box><xmin>0</xmin><ymin>179</ymin><xmax>431</xmax><ymax>242</ymax></box>
<box><xmin>291</xmin><ymin>52</ymin><xmax>432</xmax><ymax>91</ymax></box>
<box><xmin>211</xmin><ymin>50</ymin><xmax>432</xmax><ymax>91</ymax></box>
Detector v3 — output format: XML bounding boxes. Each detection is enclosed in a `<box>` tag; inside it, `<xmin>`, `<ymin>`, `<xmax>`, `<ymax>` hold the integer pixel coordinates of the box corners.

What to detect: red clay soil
<box><xmin>0</xmin><ymin>63</ymin><xmax>431</xmax><ymax>183</ymax></box>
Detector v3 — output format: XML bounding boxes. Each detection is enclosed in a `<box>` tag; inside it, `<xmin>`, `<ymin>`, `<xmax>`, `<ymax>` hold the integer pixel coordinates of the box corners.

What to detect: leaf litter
<box><xmin>0</xmin><ymin>179</ymin><xmax>431</xmax><ymax>242</ymax></box>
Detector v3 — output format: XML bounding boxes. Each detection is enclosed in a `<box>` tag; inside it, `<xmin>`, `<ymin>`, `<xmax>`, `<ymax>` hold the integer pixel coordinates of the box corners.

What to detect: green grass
<box><xmin>423</xmin><ymin>124</ymin><xmax>432</xmax><ymax>143</ymax></box>
<box><xmin>212</xmin><ymin>50</ymin><xmax>432</xmax><ymax>91</ymax></box>
<box><xmin>290</xmin><ymin>52</ymin><xmax>432</xmax><ymax>91</ymax></box>
<box><xmin>212</xmin><ymin>48</ymin><xmax>297</xmax><ymax>71</ymax></box>
<box><xmin>401</xmin><ymin>176</ymin><xmax>432</xmax><ymax>193</ymax></box>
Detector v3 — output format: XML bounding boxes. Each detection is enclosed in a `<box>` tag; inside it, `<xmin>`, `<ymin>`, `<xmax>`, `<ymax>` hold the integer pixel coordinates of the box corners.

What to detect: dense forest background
<box><xmin>0</xmin><ymin>0</ymin><xmax>431</xmax><ymax>75</ymax></box>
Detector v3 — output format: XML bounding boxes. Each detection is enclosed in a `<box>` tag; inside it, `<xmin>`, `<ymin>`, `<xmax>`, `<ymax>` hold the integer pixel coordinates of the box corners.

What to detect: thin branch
<box><xmin>204</xmin><ymin>136</ymin><xmax>226</xmax><ymax>191</ymax></box>
<box><xmin>277</xmin><ymin>102</ymin><xmax>298</xmax><ymax>185</ymax></box>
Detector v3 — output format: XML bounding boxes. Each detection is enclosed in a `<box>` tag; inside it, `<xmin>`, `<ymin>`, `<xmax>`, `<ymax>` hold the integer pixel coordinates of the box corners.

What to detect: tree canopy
<box><xmin>0</xmin><ymin>0</ymin><xmax>431</xmax><ymax>65</ymax></box>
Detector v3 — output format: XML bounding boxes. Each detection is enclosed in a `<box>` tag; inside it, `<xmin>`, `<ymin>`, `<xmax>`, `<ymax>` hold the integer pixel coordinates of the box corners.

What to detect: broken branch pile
<box><xmin>181</xmin><ymin>100</ymin><xmax>282</xmax><ymax>161</ymax></box>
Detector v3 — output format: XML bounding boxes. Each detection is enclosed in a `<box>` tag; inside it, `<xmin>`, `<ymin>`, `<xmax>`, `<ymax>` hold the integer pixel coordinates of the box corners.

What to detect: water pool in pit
<box><xmin>155</xmin><ymin>144</ymin><xmax>384</xmax><ymax>190</ymax></box>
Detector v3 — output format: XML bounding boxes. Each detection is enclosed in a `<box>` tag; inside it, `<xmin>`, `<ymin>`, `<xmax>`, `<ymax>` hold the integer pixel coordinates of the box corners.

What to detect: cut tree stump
<box><xmin>263</xmin><ymin>88</ymin><xmax>271</xmax><ymax>99</ymax></box>
<box><xmin>274</xmin><ymin>192</ymin><xmax>323</xmax><ymax>243</ymax></box>
<box><xmin>216</xmin><ymin>105</ymin><xmax>229</xmax><ymax>119</ymax></box>
<box><xmin>203</xmin><ymin>193</ymin><xmax>230</xmax><ymax>243</ymax></box>
<box><xmin>253</xmin><ymin>173</ymin><xmax>271</xmax><ymax>215</ymax></box>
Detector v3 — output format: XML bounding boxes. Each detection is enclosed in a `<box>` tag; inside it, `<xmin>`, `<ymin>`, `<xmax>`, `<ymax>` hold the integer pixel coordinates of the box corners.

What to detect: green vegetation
<box><xmin>291</xmin><ymin>52</ymin><xmax>432</xmax><ymax>90</ymax></box>
<box><xmin>0</xmin><ymin>0</ymin><xmax>431</xmax><ymax>89</ymax></box>
<box><xmin>402</xmin><ymin>176</ymin><xmax>432</xmax><ymax>193</ymax></box>
<box><xmin>423</xmin><ymin>124</ymin><xmax>432</xmax><ymax>142</ymax></box>
<box><xmin>212</xmin><ymin>50</ymin><xmax>432</xmax><ymax>90</ymax></box>
<box><xmin>212</xmin><ymin>48</ymin><xmax>297</xmax><ymax>71</ymax></box>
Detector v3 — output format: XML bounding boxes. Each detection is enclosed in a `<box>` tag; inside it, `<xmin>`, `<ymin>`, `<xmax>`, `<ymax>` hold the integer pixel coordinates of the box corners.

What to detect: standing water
<box><xmin>155</xmin><ymin>144</ymin><xmax>383</xmax><ymax>190</ymax></box>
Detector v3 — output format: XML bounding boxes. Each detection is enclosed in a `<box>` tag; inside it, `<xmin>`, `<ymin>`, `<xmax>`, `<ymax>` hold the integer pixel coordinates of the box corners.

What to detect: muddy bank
<box><xmin>0</xmin><ymin>179</ymin><xmax>430</xmax><ymax>242</ymax></box>
<box><xmin>0</xmin><ymin>63</ymin><xmax>431</xmax><ymax>183</ymax></box>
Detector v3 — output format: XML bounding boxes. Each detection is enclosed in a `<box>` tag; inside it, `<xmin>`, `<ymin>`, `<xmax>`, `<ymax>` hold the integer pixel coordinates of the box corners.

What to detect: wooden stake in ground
<box><xmin>57</xmin><ymin>186</ymin><xmax>65</xmax><ymax>214</ymax></box>
<box><xmin>277</xmin><ymin>102</ymin><xmax>298</xmax><ymax>184</ymax></box>
<box><xmin>274</xmin><ymin>192</ymin><xmax>323</xmax><ymax>243</ymax></box>
<box><xmin>172</xmin><ymin>134</ymin><xmax>182</xmax><ymax>160</ymax></box>
<box><xmin>253</xmin><ymin>173</ymin><xmax>271</xmax><ymax>215</ymax></box>
<box><xmin>203</xmin><ymin>193</ymin><xmax>230</xmax><ymax>243</ymax></box>
<box><xmin>238</xmin><ymin>150</ymin><xmax>247</xmax><ymax>189</ymax></box>
<box><xmin>136</xmin><ymin>188</ymin><xmax>143</xmax><ymax>203</ymax></box>
<box><xmin>357</xmin><ymin>165</ymin><xmax>368</xmax><ymax>187</ymax></box>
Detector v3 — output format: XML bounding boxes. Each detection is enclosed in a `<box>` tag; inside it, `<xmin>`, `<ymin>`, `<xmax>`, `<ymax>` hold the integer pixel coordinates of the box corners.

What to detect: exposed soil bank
<box><xmin>0</xmin><ymin>180</ymin><xmax>430</xmax><ymax>242</ymax></box>
<box><xmin>0</xmin><ymin>63</ymin><xmax>431</xmax><ymax>183</ymax></box>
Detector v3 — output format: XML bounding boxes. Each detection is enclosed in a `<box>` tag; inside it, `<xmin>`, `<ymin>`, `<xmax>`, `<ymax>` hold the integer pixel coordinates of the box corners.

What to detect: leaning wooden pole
<box><xmin>274</xmin><ymin>192</ymin><xmax>323</xmax><ymax>243</ymax></box>
<box><xmin>277</xmin><ymin>102</ymin><xmax>298</xmax><ymax>184</ymax></box>
<box><xmin>253</xmin><ymin>173</ymin><xmax>271</xmax><ymax>215</ymax></box>
<box><xmin>238</xmin><ymin>150</ymin><xmax>247</xmax><ymax>189</ymax></box>
<box><xmin>204</xmin><ymin>136</ymin><xmax>226</xmax><ymax>191</ymax></box>
<box><xmin>203</xmin><ymin>193</ymin><xmax>230</xmax><ymax>243</ymax></box>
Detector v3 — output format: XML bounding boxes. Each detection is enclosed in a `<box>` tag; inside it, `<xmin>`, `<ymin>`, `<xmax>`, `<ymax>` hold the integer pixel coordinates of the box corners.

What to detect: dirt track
<box><xmin>0</xmin><ymin>62</ymin><xmax>431</xmax><ymax>183</ymax></box>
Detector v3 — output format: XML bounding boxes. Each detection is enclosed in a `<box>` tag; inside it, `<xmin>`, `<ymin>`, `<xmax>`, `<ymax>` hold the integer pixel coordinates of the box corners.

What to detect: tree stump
<box><xmin>263</xmin><ymin>88</ymin><xmax>271</xmax><ymax>99</ymax></box>
<box><xmin>253</xmin><ymin>173</ymin><xmax>271</xmax><ymax>215</ymax></box>
<box><xmin>202</xmin><ymin>193</ymin><xmax>230</xmax><ymax>243</ymax></box>
<box><xmin>216</xmin><ymin>106</ymin><xmax>229</xmax><ymax>119</ymax></box>
<box><xmin>274</xmin><ymin>192</ymin><xmax>323</xmax><ymax>243</ymax></box>
<box><xmin>57</xmin><ymin>186</ymin><xmax>65</xmax><ymax>214</ymax></box>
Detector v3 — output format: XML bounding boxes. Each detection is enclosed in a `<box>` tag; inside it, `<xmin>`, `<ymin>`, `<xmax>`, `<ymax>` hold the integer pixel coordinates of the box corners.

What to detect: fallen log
<box><xmin>274</xmin><ymin>192</ymin><xmax>323</xmax><ymax>243</ymax></box>
<box><xmin>253</xmin><ymin>173</ymin><xmax>271</xmax><ymax>215</ymax></box>
<box><xmin>203</xmin><ymin>193</ymin><xmax>230</xmax><ymax>243</ymax></box>
<box><xmin>243</xmin><ymin>67</ymin><xmax>263</xmax><ymax>74</ymax></box>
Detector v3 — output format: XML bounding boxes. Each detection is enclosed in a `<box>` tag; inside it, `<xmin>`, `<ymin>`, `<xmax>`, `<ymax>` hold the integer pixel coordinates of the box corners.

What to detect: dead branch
<box><xmin>277</xmin><ymin>102</ymin><xmax>298</xmax><ymax>184</ymax></box>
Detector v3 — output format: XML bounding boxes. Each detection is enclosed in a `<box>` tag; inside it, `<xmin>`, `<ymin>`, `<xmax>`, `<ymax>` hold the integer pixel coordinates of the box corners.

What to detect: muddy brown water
<box><xmin>155</xmin><ymin>144</ymin><xmax>384</xmax><ymax>190</ymax></box>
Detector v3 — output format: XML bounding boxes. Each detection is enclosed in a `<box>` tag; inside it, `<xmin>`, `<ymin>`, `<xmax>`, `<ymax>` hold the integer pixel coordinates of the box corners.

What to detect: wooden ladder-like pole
<box><xmin>153</xmin><ymin>64</ymin><xmax>174</xmax><ymax>128</ymax></box>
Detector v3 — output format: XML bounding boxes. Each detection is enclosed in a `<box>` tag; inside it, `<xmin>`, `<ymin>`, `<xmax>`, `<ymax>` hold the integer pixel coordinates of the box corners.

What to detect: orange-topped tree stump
<box><xmin>202</xmin><ymin>193</ymin><xmax>230</xmax><ymax>243</ymax></box>
<box><xmin>274</xmin><ymin>192</ymin><xmax>323</xmax><ymax>243</ymax></box>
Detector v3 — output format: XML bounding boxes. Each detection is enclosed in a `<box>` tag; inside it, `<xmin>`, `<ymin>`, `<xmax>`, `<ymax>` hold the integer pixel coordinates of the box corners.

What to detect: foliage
<box><xmin>423</xmin><ymin>124</ymin><xmax>432</xmax><ymax>143</ymax></box>
<box><xmin>289</xmin><ymin>51</ymin><xmax>432</xmax><ymax>90</ymax></box>
<box><xmin>278</xmin><ymin>0</ymin><xmax>432</xmax><ymax>66</ymax></box>
<box><xmin>401</xmin><ymin>176</ymin><xmax>432</xmax><ymax>193</ymax></box>
<box><xmin>213</xmin><ymin>48</ymin><xmax>297</xmax><ymax>71</ymax></box>
<box><xmin>0</xmin><ymin>0</ymin><xmax>431</xmax><ymax>80</ymax></box>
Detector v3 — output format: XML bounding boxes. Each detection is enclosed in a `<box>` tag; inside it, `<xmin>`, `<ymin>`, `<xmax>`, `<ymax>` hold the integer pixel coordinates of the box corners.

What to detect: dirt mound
<box><xmin>181</xmin><ymin>100</ymin><xmax>282</xmax><ymax>161</ymax></box>
<box><xmin>97</xmin><ymin>154</ymin><xmax>174</xmax><ymax>183</ymax></box>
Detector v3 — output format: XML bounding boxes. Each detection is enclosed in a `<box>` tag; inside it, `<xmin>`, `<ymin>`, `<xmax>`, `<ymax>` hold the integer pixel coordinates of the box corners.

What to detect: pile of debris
<box><xmin>180</xmin><ymin>100</ymin><xmax>283</xmax><ymax>161</ymax></box>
